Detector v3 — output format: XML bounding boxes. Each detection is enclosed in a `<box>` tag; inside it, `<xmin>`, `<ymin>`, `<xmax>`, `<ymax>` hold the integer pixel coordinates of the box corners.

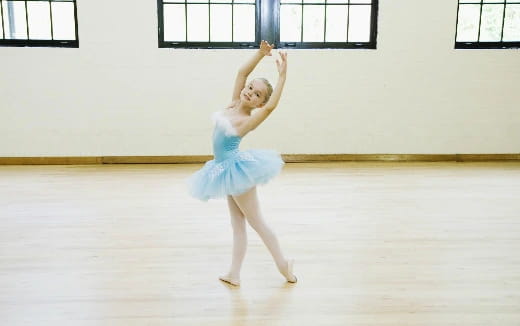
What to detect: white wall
<box><xmin>1</xmin><ymin>0</ymin><xmax>519</xmax><ymax>157</ymax></box>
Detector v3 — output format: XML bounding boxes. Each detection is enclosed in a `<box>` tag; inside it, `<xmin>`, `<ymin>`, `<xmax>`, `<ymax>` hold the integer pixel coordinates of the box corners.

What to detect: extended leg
<box><xmin>232</xmin><ymin>187</ymin><xmax>296</xmax><ymax>283</ymax></box>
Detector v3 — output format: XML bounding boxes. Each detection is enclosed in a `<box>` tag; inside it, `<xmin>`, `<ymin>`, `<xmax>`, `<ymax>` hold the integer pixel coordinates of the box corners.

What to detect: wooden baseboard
<box><xmin>0</xmin><ymin>154</ymin><xmax>519</xmax><ymax>165</ymax></box>
<box><xmin>283</xmin><ymin>154</ymin><xmax>520</xmax><ymax>162</ymax></box>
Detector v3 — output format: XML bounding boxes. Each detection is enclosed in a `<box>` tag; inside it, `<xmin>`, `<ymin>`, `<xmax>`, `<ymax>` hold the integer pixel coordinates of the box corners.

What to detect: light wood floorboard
<box><xmin>1</xmin><ymin>162</ymin><xmax>519</xmax><ymax>326</ymax></box>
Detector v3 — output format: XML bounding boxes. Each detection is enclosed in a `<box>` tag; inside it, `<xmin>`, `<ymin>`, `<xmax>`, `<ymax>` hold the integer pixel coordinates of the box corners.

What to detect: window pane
<box><xmin>210</xmin><ymin>4</ymin><xmax>231</xmax><ymax>41</ymax></box>
<box><xmin>4</xmin><ymin>1</ymin><xmax>27</xmax><ymax>39</ymax></box>
<box><xmin>503</xmin><ymin>4</ymin><xmax>520</xmax><ymax>41</ymax></box>
<box><xmin>325</xmin><ymin>5</ymin><xmax>348</xmax><ymax>42</ymax></box>
<box><xmin>233</xmin><ymin>4</ymin><xmax>255</xmax><ymax>42</ymax></box>
<box><xmin>187</xmin><ymin>4</ymin><xmax>208</xmax><ymax>41</ymax></box>
<box><xmin>164</xmin><ymin>4</ymin><xmax>186</xmax><ymax>41</ymax></box>
<box><xmin>460</xmin><ymin>0</ymin><xmax>481</xmax><ymax>2</ymax></box>
<box><xmin>210</xmin><ymin>0</ymin><xmax>232</xmax><ymax>2</ymax></box>
<box><xmin>456</xmin><ymin>4</ymin><xmax>480</xmax><ymax>41</ymax></box>
<box><xmin>348</xmin><ymin>4</ymin><xmax>370</xmax><ymax>42</ymax></box>
<box><xmin>351</xmin><ymin>0</ymin><xmax>372</xmax><ymax>3</ymax></box>
<box><xmin>480</xmin><ymin>4</ymin><xmax>505</xmax><ymax>41</ymax></box>
<box><xmin>281</xmin><ymin>0</ymin><xmax>302</xmax><ymax>3</ymax></box>
<box><xmin>234</xmin><ymin>0</ymin><xmax>255</xmax><ymax>3</ymax></box>
<box><xmin>303</xmin><ymin>5</ymin><xmax>324</xmax><ymax>41</ymax></box>
<box><xmin>304</xmin><ymin>0</ymin><xmax>324</xmax><ymax>3</ymax></box>
<box><xmin>483</xmin><ymin>0</ymin><xmax>504</xmax><ymax>3</ymax></box>
<box><xmin>51</xmin><ymin>1</ymin><xmax>75</xmax><ymax>40</ymax></box>
<box><xmin>280</xmin><ymin>5</ymin><xmax>302</xmax><ymax>42</ymax></box>
<box><xmin>27</xmin><ymin>1</ymin><xmax>51</xmax><ymax>40</ymax></box>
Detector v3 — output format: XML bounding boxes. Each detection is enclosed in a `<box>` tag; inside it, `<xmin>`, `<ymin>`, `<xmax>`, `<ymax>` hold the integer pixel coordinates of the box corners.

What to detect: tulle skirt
<box><xmin>187</xmin><ymin>149</ymin><xmax>284</xmax><ymax>201</ymax></box>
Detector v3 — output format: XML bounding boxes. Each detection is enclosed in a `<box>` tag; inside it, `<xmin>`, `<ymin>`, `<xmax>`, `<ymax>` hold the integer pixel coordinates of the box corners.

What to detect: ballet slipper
<box><xmin>219</xmin><ymin>274</ymin><xmax>241</xmax><ymax>286</ymax></box>
<box><xmin>284</xmin><ymin>259</ymin><xmax>297</xmax><ymax>283</ymax></box>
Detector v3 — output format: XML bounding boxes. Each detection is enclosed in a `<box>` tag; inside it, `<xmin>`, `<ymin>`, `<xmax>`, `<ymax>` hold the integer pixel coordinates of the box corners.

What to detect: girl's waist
<box><xmin>213</xmin><ymin>149</ymin><xmax>240</xmax><ymax>162</ymax></box>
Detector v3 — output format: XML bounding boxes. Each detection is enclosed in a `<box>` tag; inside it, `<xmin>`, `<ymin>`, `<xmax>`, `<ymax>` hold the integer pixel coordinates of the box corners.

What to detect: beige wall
<box><xmin>1</xmin><ymin>0</ymin><xmax>519</xmax><ymax>156</ymax></box>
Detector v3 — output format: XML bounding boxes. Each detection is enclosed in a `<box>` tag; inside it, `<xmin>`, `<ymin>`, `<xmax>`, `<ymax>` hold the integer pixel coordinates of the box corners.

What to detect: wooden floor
<box><xmin>1</xmin><ymin>162</ymin><xmax>519</xmax><ymax>326</ymax></box>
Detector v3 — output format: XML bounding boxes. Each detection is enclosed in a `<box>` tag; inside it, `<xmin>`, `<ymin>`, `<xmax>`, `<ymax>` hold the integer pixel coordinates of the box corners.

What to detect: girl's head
<box><xmin>241</xmin><ymin>78</ymin><xmax>273</xmax><ymax>108</ymax></box>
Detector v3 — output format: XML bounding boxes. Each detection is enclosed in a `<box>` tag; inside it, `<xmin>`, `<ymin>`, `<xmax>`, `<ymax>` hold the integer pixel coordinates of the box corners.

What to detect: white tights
<box><xmin>222</xmin><ymin>187</ymin><xmax>296</xmax><ymax>284</ymax></box>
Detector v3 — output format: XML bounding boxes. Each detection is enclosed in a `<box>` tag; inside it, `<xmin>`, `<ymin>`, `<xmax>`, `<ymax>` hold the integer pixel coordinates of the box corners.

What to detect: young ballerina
<box><xmin>188</xmin><ymin>40</ymin><xmax>297</xmax><ymax>286</ymax></box>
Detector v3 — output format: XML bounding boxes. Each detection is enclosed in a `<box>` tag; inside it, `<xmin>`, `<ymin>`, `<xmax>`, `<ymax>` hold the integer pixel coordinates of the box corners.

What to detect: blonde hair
<box><xmin>256</xmin><ymin>78</ymin><xmax>273</xmax><ymax>104</ymax></box>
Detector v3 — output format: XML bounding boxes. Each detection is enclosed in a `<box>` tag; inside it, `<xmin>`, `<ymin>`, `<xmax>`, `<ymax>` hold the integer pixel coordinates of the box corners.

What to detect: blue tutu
<box><xmin>187</xmin><ymin>110</ymin><xmax>284</xmax><ymax>201</ymax></box>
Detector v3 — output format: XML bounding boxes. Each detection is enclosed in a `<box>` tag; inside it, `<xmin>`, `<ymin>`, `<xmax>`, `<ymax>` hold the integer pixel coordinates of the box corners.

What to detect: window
<box><xmin>456</xmin><ymin>0</ymin><xmax>520</xmax><ymax>49</ymax></box>
<box><xmin>158</xmin><ymin>0</ymin><xmax>259</xmax><ymax>48</ymax></box>
<box><xmin>0</xmin><ymin>0</ymin><xmax>78</xmax><ymax>47</ymax></box>
<box><xmin>158</xmin><ymin>0</ymin><xmax>378</xmax><ymax>49</ymax></box>
<box><xmin>279</xmin><ymin>0</ymin><xmax>377</xmax><ymax>48</ymax></box>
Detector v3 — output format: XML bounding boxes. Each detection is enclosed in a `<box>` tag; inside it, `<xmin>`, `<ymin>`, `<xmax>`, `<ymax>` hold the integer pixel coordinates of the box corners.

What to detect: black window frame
<box><xmin>158</xmin><ymin>0</ymin><xmax>261</xmax><ymax>49</ymax></box>
<box><xmin>455</xmin><ymin>0</ymin><xmax>520</xmax><ymax>49</ymax></box>
<box><xmin>158</xmin><ymin>0</ymin><xmax>378</xmax><ymax>49</ymax></box>
<box><xmin>0</xmin><ymin>0</ymin><xmax>79</xmax><ymax>48</ymax></box>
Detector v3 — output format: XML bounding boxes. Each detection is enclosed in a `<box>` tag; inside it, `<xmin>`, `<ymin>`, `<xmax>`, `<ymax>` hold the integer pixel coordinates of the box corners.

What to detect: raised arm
<box><xmin>236</xmin><ymin>51</ymin><xmax>288</xmax><ymax>137</ymax></box>
<box><xmin>230</xmin><ymin>41</ymin><xmax>274</xmax><ymax>104</ymax></box>
<box><xmin>262</xmin><ymin>51</ymin><xmax>287</xmax><ymax>111</ymax></box>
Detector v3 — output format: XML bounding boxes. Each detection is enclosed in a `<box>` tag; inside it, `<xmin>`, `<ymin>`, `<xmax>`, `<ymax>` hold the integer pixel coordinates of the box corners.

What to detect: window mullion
<box><xmin>500</xmin><ymin>1</ymin><xmax>506</xmax><ymax>41</ymax></box>
<box><xmin>323</xmin><ymin>1</ymin><xmax>327</xmax><ymax>42</ymax></box>
<box><xmin>0</xmin><ymin>0</ymin><xmax>5</xmax><ymax>39</ymax></box>
<box><xmin>346</xmin><ymin>0</ymin><xmax>350</xmax><ymax>42</ymax></box>
<box><xmin>24</xmin><ymin>0</ymin><xmax>29</xmax><ymax>39</ymax></box>
<box><xmin>208</xmin><ymin>0</ymin><xmax>211</xmax><ymax>43</ymax></box>
<box><xmin>49</xmin><ymin>0</ymin><xmax>54</xmax><ymax>40</ymax></box>
<box><xmin>184</xmin><ymin>0</ymin><xmax>188</xmax><ymax>44</ymax></box>
<box><xmin>300</xmin><ymin>1</ymin><xmax>304</xmax><ymax>42</ymax></box>
<box><xmin>477</xmin><ymin>0</ymin><xmax>483</xmax><ymax>41</ymax></box>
